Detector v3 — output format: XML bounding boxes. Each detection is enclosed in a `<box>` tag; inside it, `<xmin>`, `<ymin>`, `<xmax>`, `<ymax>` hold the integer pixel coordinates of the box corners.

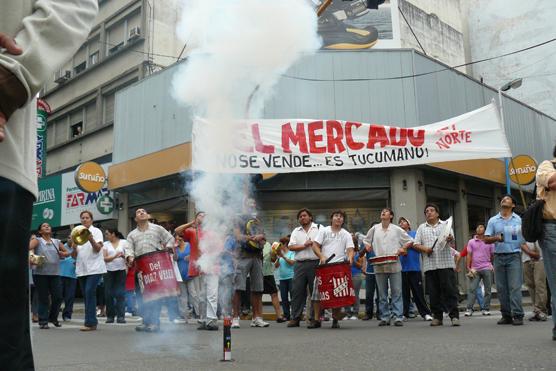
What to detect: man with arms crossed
<box><xmin>287</xmin><ymin>208</ymin><xmax>321</xmax><ymax>327</ymax></box>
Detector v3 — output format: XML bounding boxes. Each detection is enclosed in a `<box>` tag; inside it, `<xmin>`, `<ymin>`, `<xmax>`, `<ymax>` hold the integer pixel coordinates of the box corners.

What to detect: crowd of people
<box><xmin>27</xmin><ymin>194</ymin><xmax>554</xmax><ymax>340</ymax></box>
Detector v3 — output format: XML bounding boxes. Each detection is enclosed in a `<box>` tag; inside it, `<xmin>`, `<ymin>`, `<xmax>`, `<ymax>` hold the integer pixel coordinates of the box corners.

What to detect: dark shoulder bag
<box><xmin>522</xmin><ymin>162</ymin><xmax>556</xmax><ymax>242</ymax></box>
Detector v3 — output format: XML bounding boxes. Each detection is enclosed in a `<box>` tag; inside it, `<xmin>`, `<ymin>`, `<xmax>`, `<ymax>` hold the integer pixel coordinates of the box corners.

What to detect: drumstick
<box><xmin>317</xmin><ymin>0</ymin><xmax>333</xmax><ymax>17</ymax></box>
<box><xmin>325</xmin><ymin>254</ymin><xmax>336</xmax><ymax>264</ymax></box>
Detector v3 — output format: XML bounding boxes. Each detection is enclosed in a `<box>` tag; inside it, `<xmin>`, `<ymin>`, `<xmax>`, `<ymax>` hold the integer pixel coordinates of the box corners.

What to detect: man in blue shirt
<box><xmin>485</xmin><ymin>194</ymin><xmax>527</xmax><ymax>325</ymax></box>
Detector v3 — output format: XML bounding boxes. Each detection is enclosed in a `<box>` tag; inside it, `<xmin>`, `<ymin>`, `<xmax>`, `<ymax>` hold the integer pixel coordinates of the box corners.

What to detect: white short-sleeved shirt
<box><xmin>103</xmin><ymin>239</ymin><xmax>128</xmax><ymax>272</ymax></box>
<box><xmin>76</xmin><ymin>225</ymin><xmax>107</xmax><ymax>277</ymax></box>
<box><xmin>363</xmin><ymin>223</ymin><xmax>413</xmax><ymax>273</ymax></box>
<box><xmin>289</xmin><ymin>223</ymin><xmax>320</xmax><ymax>261</ymax></box>
<box><xmin>314</xmin><ymin>226</ymin><xmax>354</xmax><ymax>263</ymax></box>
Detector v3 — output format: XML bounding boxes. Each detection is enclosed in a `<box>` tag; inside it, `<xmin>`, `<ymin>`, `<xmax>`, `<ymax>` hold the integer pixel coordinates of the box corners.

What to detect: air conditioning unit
<box><xmin>54</xmin><ymin>70</ymin><xmax>72</xmax><ymax>84</ymax></box>
<box><xmin>128</xmin><ymin>26</ymin><xmax>141</xmax><ymax>40</ymax></box>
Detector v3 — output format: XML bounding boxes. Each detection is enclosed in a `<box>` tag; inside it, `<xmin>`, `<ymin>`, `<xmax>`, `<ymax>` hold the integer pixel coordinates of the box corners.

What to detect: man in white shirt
<box><xmin>363</xmin><ymin>208</ymin><xmax>412</xmax><ymax>326</ymax></box>
<box><xmin>310</xmin><ymin>210</ymin><xmax>354</xmax><ymax>329</ymax></box>
<box><xmin>287</xmin><ymin>208</ymin><xmax>321</xmax><ymax>328</ymax></box>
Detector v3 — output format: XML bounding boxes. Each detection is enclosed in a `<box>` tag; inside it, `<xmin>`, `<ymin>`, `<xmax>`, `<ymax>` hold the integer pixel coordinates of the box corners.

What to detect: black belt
<box><xmin>543</xmin><ymin>219</ymin><xmax>556</xmax><ymax>224</ymax></box>
<box><xmin>494</xmin><ymin>252</ymin><xmax>521</xmax><ymax>255</ymax></box>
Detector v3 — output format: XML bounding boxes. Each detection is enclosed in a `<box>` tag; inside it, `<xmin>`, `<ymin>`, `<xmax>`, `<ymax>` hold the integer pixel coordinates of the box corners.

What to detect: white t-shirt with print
<box><xmin>76</xmin><ymin>225</ymin><xmax>107</xmax><ymax>277</ymax></box>
<box><xmin>314</xmin><ymin>226</ymin><xmax>354</xmax><ymax>263</ymax></box>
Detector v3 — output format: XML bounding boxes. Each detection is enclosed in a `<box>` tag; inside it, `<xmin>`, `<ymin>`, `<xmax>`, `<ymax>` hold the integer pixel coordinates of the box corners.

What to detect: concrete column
<box><xmin>117</xmin><ymin>192</ymin><xmax>130</xmax><ymax>235</ymax></box>
<box><xmin>390</xmin><ymin>168</ymin><xmax>427</xmax><ymax>229</ymax></box>
<box><xmin>492</xmin><ymin>186</ymin><xmax>503</xmax><ymax>212</ymax></box>
<box><xmin>187</xmin><ymin>197</ymin><xmax>196</xmax><ymax>221</ymax></box>
<box><xmin>455</xmin><ymin>178</ymin><xmax>470</xmax><ymax>295</ymax></box>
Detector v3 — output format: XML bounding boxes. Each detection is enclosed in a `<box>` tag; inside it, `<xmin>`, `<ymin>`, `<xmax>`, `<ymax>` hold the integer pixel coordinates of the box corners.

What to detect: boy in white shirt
<box><xmin>310</xmin><ymin>210</ymin><xmax>354</xmax><ymax>329</ymax></box>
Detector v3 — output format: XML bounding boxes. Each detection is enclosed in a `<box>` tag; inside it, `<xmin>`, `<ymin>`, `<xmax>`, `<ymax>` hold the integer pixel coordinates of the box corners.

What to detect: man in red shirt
<box><xmin>175</xmin><ymin>211</ymin><xmax>219</xmax><ymax>330</ymax></box>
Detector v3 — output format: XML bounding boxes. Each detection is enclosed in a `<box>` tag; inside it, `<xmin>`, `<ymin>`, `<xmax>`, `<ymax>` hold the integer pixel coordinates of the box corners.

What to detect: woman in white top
<box><xmin>29</xmin><ymin>223</ymin><xmax>69</xmax><ymax>329</ymax></box>
<box><xmin>72</xmin><ymin>210</ymin><xmax>106</xmax><ymax>331</ymax></box>
<box><xmin>102</xmin><ymin>228</ymin><xmax>128</xmax><ymax>324</ymax></box>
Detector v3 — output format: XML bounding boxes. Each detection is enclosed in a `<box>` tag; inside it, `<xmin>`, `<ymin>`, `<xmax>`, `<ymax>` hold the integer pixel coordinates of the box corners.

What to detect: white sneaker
<box><xmin>172</xmin><ymin>318</ymin><xmax>187</xmax><ymax>324</ymax></box>
<box><xmin>424</xmin><ymin>314</ymin><xmax>433</xmax><ymax>321</ymax></box>
<box><xmin>464</xmin><ymin>310</ymin><xmax>472</xmax><ymax>317</ymax></box>
<box><xmin>251</xmin><ymin>317</ymin><xmax>270</xmax><ymax>327</ymax></box>
<box><xmin>231</xmin><ymin>317</ymin><xmax>240</xmax><ymax>328</ymax></box>
<box><xmin>342</xmin><ymin>315</ymin><xmax>351</xmax><ymax>321</ymax></box>
<box><xmin>482</xmin><ymin>310</ymin><xmax>491</xmax><ymax>316</ymax></box>
<box><xmin>350</xmin><ymin>315</ymin><xmax>358</xmax><ymax>320</ymax></box>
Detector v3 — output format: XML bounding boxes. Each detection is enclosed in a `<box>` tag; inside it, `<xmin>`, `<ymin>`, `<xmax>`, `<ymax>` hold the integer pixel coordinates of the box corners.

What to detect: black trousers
<box><xmin>104</xmin><ymin>270</ymin><xmax>126</xmax><ymax>320</ymax></box>
<box><xmin>34</xmin><ymin>275</ymin><xmax>63</xmax><ymax>325</ymax></box>
<box><xmin>425</xmin><ymin>268</ymin><xmax>459</xmax><ymax>320</ymax></box>
<box><xmin>0</xmin><ymin>177</ymin><xmax>35</xmax><ymax>370</ymax></box>
<box><xmin>290</xmin><ymin>260</ymin><xmax>319</xmax><ymax>321</ymax></box>
<box><xmin>402</xmin><ymin>271</ymin><xmax>431</xmax><ymax>317</ymax></box>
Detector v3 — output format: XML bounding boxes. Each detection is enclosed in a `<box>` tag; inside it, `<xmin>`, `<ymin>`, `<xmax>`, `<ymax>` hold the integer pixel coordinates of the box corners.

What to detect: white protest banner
<box><xmin>192</xmin><ymin>103</ymin><xmax>511</xmax><ymax>173</ymax></box>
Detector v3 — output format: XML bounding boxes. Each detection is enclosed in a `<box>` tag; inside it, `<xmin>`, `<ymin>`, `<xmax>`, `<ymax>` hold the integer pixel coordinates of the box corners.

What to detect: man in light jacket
<box><xmin>0</xmin><ymin>2</ymin><xmax>98</xmax><ymax>368</ymax></box>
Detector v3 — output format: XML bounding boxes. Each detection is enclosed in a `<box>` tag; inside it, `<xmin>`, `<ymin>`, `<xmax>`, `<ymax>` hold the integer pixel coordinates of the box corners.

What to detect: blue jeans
<box><xmin>279</xmin><ymin>279</ymin><xmax>293</xmax><ymax>319</ymax></box>
<box><xmin>376</xmin><ymin>272</ymin><xmax>403</xmax><ymax>321</ymax></box>
<box><xmin>164</xmin><ymin>296</ymin><xmax>181</xmax><ymax>321</ymax></box>
<box><xmin>143</xmin><ymin>299</ymin><xmax>162</xmax><ymax>326</ymax></box>
<box><xmin>79</xmin><ymin>274</ymin><xmax>102</xmax><ymax>327</ymax></box>
<box><xmin>466</xmin><ymin>269</ymin><xmax>492</xmax><ymax>311</ymax></box>
<box><xmin>364</xmin><ymin>274</ymin><xmax>380</xmax><ymax>317</ymax></box>
<box><xmin>125</xmin><ymin>290</ymin><xmax>137</xmax><ymax>314</ymax></box>
<box><xmin>61</xmin><ymin>277</ymin><xmax>77</xmax><ymax>319</ymax></box>
<box><xmin>494</xmin><ymin>253</ymin><xmax>523</xmax><ymax>318</ymax></box>
<box><xmin>540</xmin><ymin>223</ymin><xmax>556</xmax><ymax>336</ymax></box>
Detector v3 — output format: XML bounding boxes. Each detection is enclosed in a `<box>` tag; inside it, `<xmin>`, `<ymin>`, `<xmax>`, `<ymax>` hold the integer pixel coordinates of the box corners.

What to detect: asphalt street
<box><xmin>32</xmin><ymin>310</ymin><xmax>555</xmax><ymax>371</ymax></box>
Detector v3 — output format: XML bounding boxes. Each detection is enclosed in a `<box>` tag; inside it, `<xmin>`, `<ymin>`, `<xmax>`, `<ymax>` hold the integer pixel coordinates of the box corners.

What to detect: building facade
<box><xmin>36</xmin><ymin>0</ymin><xmax>183</xmax><ymax>233</ymax></box>
<box><xmin>109</xmin><ymin>49</ymin><xmax>556</xmax><ymax>248</ymax></box>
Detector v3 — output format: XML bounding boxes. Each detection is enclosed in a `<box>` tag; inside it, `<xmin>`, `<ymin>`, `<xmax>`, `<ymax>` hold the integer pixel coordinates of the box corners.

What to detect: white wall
<box><xmin>465</xmin><ymin>0</ymin><xmax>556</xmax><ymax>118</ymax></box>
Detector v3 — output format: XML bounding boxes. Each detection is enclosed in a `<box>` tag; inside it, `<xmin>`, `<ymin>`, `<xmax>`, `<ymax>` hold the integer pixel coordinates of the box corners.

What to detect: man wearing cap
<box><xmin>413</xmin><ymin>203</ymin><xmax>460</xmax><ymax>327</ymax></box>
<box><xmin>484</xmin><ymin>195</ymin><xmax>527</xmax><ymax>326</ymax></box>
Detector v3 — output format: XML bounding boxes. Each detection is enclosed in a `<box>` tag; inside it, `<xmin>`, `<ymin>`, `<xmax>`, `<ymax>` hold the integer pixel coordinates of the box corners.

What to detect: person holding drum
<box><xmin>363</xmin><ymin>208</ymin><xmax>413</xmax><ymax>327</ymax></box>
<box><xmin>310</xmin><ymin>210</ymin><xmax>355</xmax><ymax>329</ymax></box>
<box><xmin>125</xmin><ymin>208</ymin><xmax>176</xmax><ymax>333</ymax></box>
<box><xmin>413</xmin><ymin>203</ymin><xmax>460</xmax><ymax>327</ymax></box>
<box><xmin>29</xmin><ymin>222</ymin><xmax>69</xmax><ymax>329</ymax></box>
<box><xmin>232</xmin><ymin>198</ymin><xmax>269</xmax><ymax>328</ymax></box>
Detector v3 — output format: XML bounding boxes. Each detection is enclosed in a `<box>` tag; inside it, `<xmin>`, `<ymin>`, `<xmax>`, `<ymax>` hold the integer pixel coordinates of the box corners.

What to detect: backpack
<box><xmin>521</xmin><ymin>162</ymin><xmax>555</xmax><ymax>242</ymax></box>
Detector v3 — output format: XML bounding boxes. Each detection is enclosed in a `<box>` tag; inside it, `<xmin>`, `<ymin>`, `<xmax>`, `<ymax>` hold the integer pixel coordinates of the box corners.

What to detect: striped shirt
<box><xmin>414</xmin><ymin>220</ymin><xmax>455</xmax><ymax>273</ymax></box>
<box><xmin>125</xmin><ymin>223</ymin><xmax>174</xmax><ymax>258</ymax></box>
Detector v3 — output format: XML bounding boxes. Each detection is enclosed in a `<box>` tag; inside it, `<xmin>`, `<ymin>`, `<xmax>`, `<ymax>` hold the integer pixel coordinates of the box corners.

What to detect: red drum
<box><xmin>315</xmin><ymin>261</ymin><xmax>355</xmax><ymax>309</ymax></box>
<box><xmin>135</xmin><ymin>250</ymin><xmax>179</xmax><ymax>303</ymax></box>
<box><xmin>369</xmin><ymin>254</ymin><xmax>399</xmax><ymax>266</ymax></box>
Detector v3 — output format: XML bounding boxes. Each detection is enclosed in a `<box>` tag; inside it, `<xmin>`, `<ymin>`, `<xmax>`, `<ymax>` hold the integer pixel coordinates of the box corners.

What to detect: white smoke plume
<box><xmin>172</xmin><ymin>0</ymin><xmax>321</xmax><ymax>275</ymax></box>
